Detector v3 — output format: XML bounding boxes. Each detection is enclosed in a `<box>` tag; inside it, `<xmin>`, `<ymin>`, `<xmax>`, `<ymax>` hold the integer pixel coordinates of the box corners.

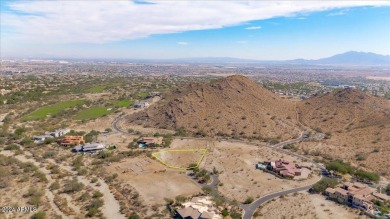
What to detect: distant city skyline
<box><xmin>1</xmin><ymin>1</ymin><xmax>390</xmax><ymax>60</ymax></box>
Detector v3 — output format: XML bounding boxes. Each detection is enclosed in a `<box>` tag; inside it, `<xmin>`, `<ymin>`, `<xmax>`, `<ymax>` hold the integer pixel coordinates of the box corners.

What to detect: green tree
<box><xmin>31</xmin><ymin>211</ymin><xmax>46</xmax><ymax>219</ymax></box>
<box><xmin>128</xmin><ymin>212</ymin><xmax>140</xmax><ymax>219</ymax></box>
<box><xmin>175</xmin><ymin>195</ymin><xmax>186</xmax><ymax>204</ymax></box>
<box><xmin>311</xmin><ymin>177</ymin><xmax>339</xmax><ymax>193</ymax></box>
<box><xmin>243</xmin><ymin>196</ymin><xmax>254</xmax><ymax>204</ymax></box>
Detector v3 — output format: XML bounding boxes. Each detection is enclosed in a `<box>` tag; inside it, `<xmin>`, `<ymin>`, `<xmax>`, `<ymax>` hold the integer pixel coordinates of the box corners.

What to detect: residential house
<box><xmin>72</xmin><ymin>142</ymin><xmax>106</xmax><ymax>153</ymax></box>
<box><xmin>137</xmin><ymin>137</ymin><xmax>163</xmax><ymax>147</ymax></box>
<box><xmin>269</xmin><ymin>159</ymin><xmax>302</xmax><ymax>178</ymax></box>
<box><xmin>177</xmin><ymin>207</ymin><xmax>201</xmax><ymax>219</ymax></box>
<box><xmin>60</xmin><ymin>136</ymin><xmax>85</xmax><ymax>147</ymax></box>
<box><xmin>324</xmin><ymin>182</ymin><xmax>390</xmax><ymax>211</ymax></box>
<box><xmin>50</xmin><ymin>129</ymin><xmax>70</xmax><ymax>137</ymax></box>
<box><xmin>134</xmin><ymin>102</ymin><xmax>149</xmax><ymax>108</ymax></box>
<box><xmin>176</xmin><ymin>196</ymin><xmax>222</xmax><ymax>219</ymax></box>
<box><xmin>34</xmin><ymin>134</ymin><xmax>53</xmax><ymax>143</ymax></box>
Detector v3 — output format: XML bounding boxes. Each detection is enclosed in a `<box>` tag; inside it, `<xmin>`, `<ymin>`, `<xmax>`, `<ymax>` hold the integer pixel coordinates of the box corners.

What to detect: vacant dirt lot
<box><xmin>254</xmin><ymin>191</ymin><xmax>361</xmax><ymax>219</ymax></box>
<box><xmin>154</xmin><ymin>150</ymin><xmax>205</xmax><ymax>169</ymax></box>
<box><xmin>170</xmin><ymin>138</ymin><xmax>321</xmax><ymax>202</ymax></box>
<box><xmin>105</xmin><ymin>156</ymin><xmax>202</xmax><ymax>206</ymax></box>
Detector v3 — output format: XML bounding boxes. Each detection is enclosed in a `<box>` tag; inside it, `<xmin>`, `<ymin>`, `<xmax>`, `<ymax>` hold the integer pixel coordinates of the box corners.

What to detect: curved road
<box><xmin>240</xmin><ymin>184</ymin><xmax>315</xmax><ymax>219</ymax></box>
<box><xmin>240</xmin><ymin>132</ymin><xmax>326</xmax><ymax>219</ymax></box>
<box><xmin>111</xmin><ymin>110</ymin><xmax>326</xmax><ymax>219</ymax></box>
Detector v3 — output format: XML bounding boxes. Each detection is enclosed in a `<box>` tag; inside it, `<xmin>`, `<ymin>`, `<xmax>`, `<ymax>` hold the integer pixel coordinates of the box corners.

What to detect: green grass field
<box><xmin>87</xmin><ymin>86</ymin><xmax>106</xmax><ymax>93</ymax></box>
<box><xmin>22</xmin><ymin>100</ymin><xmax>85</xmax><ymax>121</ymax></box>
<box><xmin>75</xmin><ymin>107</ymin><xmax>111</xmax><ymax>120</ymax></box>
<box><xmin>110</xmin><ymin>100</ymin><xmax>134</xmax><ymax>108</ymax></box>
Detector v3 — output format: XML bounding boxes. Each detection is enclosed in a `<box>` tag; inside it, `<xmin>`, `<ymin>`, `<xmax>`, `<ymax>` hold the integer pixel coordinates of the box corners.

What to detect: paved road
<box><xmin>112</xmin><ymin>115</ymin><xmax>126</xmax><ymax>134</ymax></box>
<box><xmin>110</xmin><ymin>108</ymin><xmax>327</xmax><ymax>219</ymax></box>
<box><xmin>240</xmin><ymin>183</ymin><xmax>317</xmax><ymax>219</ymax></box>
<box><xmin>240</xmin><ymin>132</ymin><xmax>326</xmax><ymax>219</ymax></box>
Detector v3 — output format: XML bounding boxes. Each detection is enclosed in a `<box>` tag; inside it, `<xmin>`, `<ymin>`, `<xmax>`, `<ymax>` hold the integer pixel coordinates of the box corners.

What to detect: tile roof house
<box><xmin>177</xmin><ymin>196</ymin><xmax>222</xmax><ymax>219</ymax></box>
<box><xmin>324</xmin><ymin>182</ymin><xmax>390</xmax><ymax>211</ymax></box>
<box><xmin>177</xmin><ymin>206</ymin><xmax>201</xmax><ymax>219</ymax></box>
<box><xmin>60</xmin><ymin>136</ymin><xmax>85</xmax><ymax>146</ymax></box>
<box><xmin>270</xmin><ymin>159</ymin><xmax>301</xmax><ymax>177</ymax></box>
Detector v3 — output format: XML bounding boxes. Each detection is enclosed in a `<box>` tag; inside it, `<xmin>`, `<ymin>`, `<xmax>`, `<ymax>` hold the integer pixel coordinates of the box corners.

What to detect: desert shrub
<box><xmin>195</xmin><ymin>130</ymin><xmax>207</xmax><ymax>137</ymax></box>
<box><xmin>164</xmin><ymin>198</ymin><xmax>174</xmax><ymax>205</ymax></box>
<box><xmin>230</xmin><ymin>210</ymin><xmax>242</xmax><ymax>219</ymax></box>
<box><xmin>4</xmin><ymin>144</ymin><xmax>20</xmax><ymax>151</ymax></box>
<box><xmin>311</xmin><ymin>177</ymin><xmax>339</xmax><ymax>193</ymax></box>
<box><xmin>50</xmin><ymin>165</ymin><xmax>60</xmax><ymax>174</ymax></box>
<box><xmin>26</xmin><ymin>189</ymin><xmax>44</xmax><ymax>206</ymax></box>
<box><xmin>355</xmin><ymin>153</ymin><xmax>366</xmax><ymax>161</ymax></box>
<box><xmin>175</xmin><ymin>195</ymin><xmax>186</xmax><ymax>204</ymax></box>
<box><xmin>96</xmin><ymin>151</ymin><xmax>112</xmax><ymax>159</ymax></box>
<box><xmin>72</xmin><ymin>155</ymin><xmax>83</xmax><ymax>170</ymax></box>
<box><xmin>128</xmin><ymin>212</ymin><xmax>141</xmax><ymax>219</ymax></box>
<box><xmin>78</xmin><ymin>192</ymin><xmax>91</xmax><ymax>202</ymax></box>
<box><xmin>386</xmin><ymin>184</ymin><xmax>390</xmax><ymax>194</ymax></box>
<box><xmin>31</xmin><ymin>211</ymin><xmax>46</xmax><ymax>219</ymax></box>
<box><xmin>44</xmin><ymin>138</ymin><xmax>55</xmax><ymax>144</ymax></box>
<box><xmin>62</xmin><ymin>178</ymin><xmax>84</xmax><ymax>193</ymax></box>
<box><xmin>90</xmin><ymin>178</ymin><xmax>98</xmax><ymax>183</ymax></box>
<box><xmin>243</xmin><ymin>196</ymin><xmax>254</xmax><ymax>204</ymax></box>
<box><xmin>325</xmin><ymin>160</ymin><xmax>354</xmax><ymax>174</ymax></box>
<box><xmin>86</xmin><ymin>198</ymin><xmax>104</xmax><ymax>217</ymax></box>
<box><xmin>14</xmin><ymin>127</ymin><xmax>27</xmax><ymax>137</ymax></box>
<box><xmin>34</xmin><ymin>170</ymin><xmax>48</xmax><ymax>182</ymax></box>
<box><xmin>355</xmin><ymin>170</ymin><xmax>380</xmax><ymax>182</ymax></box>
<box><xmin>202</xmin><ymin>186</ymin><xmax>212</xmax><ymax>194</ymax></box>
<box><xmin>87</xmin><ymin>207</ymin><xmax>99</xmax><ymax>217</ymax></box>
<box><xmin>92</xmin><ymin>191</ymin><xmax>103</xmax><ymax>198</ymax></box>
<box><xmin>174</xmin><ymin>128</ymin><xmax>187</xmax><ymax>137</ymax></box>
<box><xmin>21</xmin><ymin>162</ymin><xmax>38</xmax><ymax>173</ymax></box>
<box><xmin>314</xmin><ymin>127</ymin><xmax>323</xmax><ymax>133</ymax></box>
<box><xmin>20</xmin><ymin>137</ymin><xmax>33</xmax><ymax>146</ymax></box>
<box><xmin>49</xmin><ymin>181</ymin><xmax>60</xmax><ymax>191</ymax></box>
<box><xmin>42</xmin><ymin>151</ymin><xmax>56</xmax><ymax>159</ymax></box>
<box><xmin>221</xmin><ymin>209</ymin><xmax>229</xmax><ymax>217</ymax></box>
<box><xmin>104</xmin><ymin>173</ymin><xmax>118</xmax><ymax>183</ymax></box>
<box><xmin>77</xmin><ymin>168</ymin><xmax>88</xmax><ymax>176</ymax></box>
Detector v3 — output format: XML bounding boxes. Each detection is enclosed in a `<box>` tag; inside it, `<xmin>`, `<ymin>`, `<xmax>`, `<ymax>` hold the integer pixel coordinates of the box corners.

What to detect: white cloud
<box><xmin>1</xmin><ymin>1</ymin><xmax>389</xmax><ymax>44</ymax></box>
<box><xmin>177</xmin><ymin>41</ymin><xmax>189</xmax><ymax>45</ymax></box>
<box><xmin>245</xmin><ymin>26</ymin><xmax>262</xmax><ymax>30</ymax></box>
<box><xmin>236</xmin><ymin>41</ymin><xmax>247</xmax><ymax>44</ymax></box>
<box><xmin>328</xmin><ymin>9</ymin><xmax>350</xmax><ymax>16</ymax></box>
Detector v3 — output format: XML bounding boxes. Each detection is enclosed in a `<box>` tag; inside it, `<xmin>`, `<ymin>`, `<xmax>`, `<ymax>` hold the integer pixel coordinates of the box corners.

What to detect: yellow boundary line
<box><xmin>152</xmin><ymin>149</ymin><xmax>207</xmax><ymax>170</ymax></box>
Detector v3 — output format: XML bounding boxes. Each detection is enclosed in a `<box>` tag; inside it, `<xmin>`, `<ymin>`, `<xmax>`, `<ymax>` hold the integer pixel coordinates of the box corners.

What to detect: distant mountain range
<box><xmin>289</xmin><ymin>51</ymin><xmax>390</xmax><ymax>65</ymax></box>
<box><xmin>8</xmin><ymin>51</ymin><xmax>390</xmax><ymax>66</ymax></box>
<box><xmin>169</xmin><ymin>51</ymin><xmax>390</xmax><ymax>65</ymax></box>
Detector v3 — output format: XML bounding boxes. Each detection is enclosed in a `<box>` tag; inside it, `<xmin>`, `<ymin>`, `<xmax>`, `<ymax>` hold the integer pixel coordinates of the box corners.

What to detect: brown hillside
<box><xmin>128</xmin><ymin>75</ymin><xmax>299</xmax><ymax>140</ymax></box>
<box><xmin>297</xmin><ymin>88</ymin><xmax>390</xmax><ymax>132</ymax></box>
<box><xmin>297</xmin><ymin>88</ymin><xmax>390</xmax><ymax>176</ymax></box>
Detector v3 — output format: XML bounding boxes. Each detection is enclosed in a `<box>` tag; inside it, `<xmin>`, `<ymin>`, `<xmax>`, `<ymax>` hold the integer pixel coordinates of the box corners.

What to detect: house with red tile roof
<box><xmin>324</xmin><ymin>182</ymin><xmax>390</xmax><ymax>212</ymax></box>
<box><xmin>269</xmin><ymin>159</ymin><xmax>302</xmax><ymax>178</ymax></box>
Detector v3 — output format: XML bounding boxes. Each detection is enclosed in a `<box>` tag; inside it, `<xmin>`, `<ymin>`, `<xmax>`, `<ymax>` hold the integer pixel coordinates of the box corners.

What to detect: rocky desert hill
<box><xmin>128</xmin><ymin>75</ymin><xmax>299</xmax><ymax>141</ymax></box>
<box><xmin>297</xmin><ymin>88</ymin><xmax>390</xmax><ymax>176</ymax></box>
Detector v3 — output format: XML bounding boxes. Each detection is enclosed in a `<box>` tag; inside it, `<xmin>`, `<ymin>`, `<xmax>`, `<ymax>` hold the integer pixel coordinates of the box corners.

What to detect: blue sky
<box><xmin>1</xmin><ymin>1</ymin><xmax>389</xmax><ymax>60</ymax></box>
